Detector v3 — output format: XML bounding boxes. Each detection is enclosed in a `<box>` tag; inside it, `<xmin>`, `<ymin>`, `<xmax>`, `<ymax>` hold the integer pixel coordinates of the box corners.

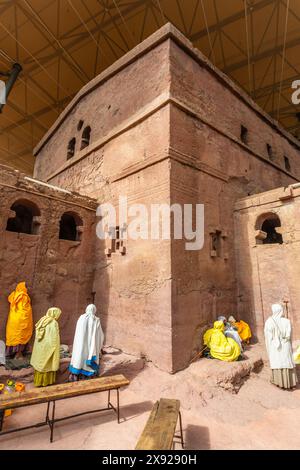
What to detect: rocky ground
<box><xmin>0</xmin><ymin>343</ymin><xmax>299</xmax><ymax>450</ymax></box>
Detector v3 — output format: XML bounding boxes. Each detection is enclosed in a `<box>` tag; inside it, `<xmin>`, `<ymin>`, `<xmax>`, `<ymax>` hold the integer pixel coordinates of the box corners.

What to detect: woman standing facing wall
<box><xmin>264</xmin><ymin>303</ymin><xmax>298</xmax><ymax>389</ymax></box>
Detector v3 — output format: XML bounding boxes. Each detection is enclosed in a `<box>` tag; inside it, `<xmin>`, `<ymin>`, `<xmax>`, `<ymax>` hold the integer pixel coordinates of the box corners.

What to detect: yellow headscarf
<box><xmin>35</xmin><ymin>307</ymin><xmax>62</xmax><ymax>341</ymax></box>
<box><xmin>213</xmin><ymin>320</ymin><xmax>225</xmax><ymax>331</ymax></box>
<box><xmin>203</xmin><ymin>320</ymin><xmax>225</xmax><ymax>346</ymax></box>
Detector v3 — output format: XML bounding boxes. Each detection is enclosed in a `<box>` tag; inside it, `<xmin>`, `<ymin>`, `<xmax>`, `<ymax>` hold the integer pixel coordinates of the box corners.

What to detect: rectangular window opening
<box><xmin>266</xmin><ymin>143</ymin><xmax>274</xmax><ymax>160</ymax></box>
<box><xmin>240</xmin><ymin>125</ymin><xmax>248</xmax><ymax>145</ymax></box>
<box><xmin>284</xmin><ymin>156</ymin><xmax>291</xmax><ymax>172</ymax></box>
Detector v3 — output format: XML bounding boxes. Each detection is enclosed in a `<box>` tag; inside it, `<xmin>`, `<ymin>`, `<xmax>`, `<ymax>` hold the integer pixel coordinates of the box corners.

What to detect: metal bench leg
<box><xmin>50</xmin><ymin>401</ymin><xmax>56</xmax><ymax>443</ymax></box>
<box><xmin>45</xmin><ymin>401</ymin><xmax>50</xmax><ymax>424</ymax></box>
<box><xmin>108</xmin><ymin>388</ymin><xmax>121</xmax><ymax>423</ymax></box>
<box><xmin>179</xmin><ymin>411</ymin><xmax>184</xmax><ymax>449</ymax></box>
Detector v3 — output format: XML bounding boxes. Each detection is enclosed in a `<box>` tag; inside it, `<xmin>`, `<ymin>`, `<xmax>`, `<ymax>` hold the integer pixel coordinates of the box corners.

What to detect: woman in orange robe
<box><xmin>6</xmin><ymin>282</ymin><xmax>33</xmax><ymax>359</ymax></box>
<box><xmin>228</xmin><ymin>316</ymin><xmax>252</xmax><ymax>343</ymax></box>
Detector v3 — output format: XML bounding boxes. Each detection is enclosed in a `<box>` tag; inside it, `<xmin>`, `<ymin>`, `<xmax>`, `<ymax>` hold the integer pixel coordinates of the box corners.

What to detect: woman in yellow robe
<box><xmin>294</xmin><ymin>345</ymin><xmax>300</xmax><ymax>364</ymax></box>
<box><xmin>6</xmin><ymin>282</ymin><xmax>33</xmax><ymax>359</ymax></box>
<box><xmin>203</xmin><ymin>320</ymin><xmax>240</xmax><ymax>362</ymax></box>
<box><xmin>229</xmin><ymin>316</ymin><xmax>252</xmax><ymax>343</ymax></box>
<box><xmin>30</xmin><ymin>307</ymin><xmax>62</xmax><ymax>387</ymax></box>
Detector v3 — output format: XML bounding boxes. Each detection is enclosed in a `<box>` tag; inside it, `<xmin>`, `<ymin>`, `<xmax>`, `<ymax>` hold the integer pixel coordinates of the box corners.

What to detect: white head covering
<box><xmin>85</xmin><ymin>304</ymin><xmax>97</xmax><ymax>316</ymax></box>
<box><xmin>270</xmin><ymin>304</ymin><xmax>284</xmax><ymax>349</ymax></box>
<box><xmin>228</xmin><ymin>315</ymin><xmax>236</xmax><ymax>323</ymax></box>
<box><xmin>217</xmin><ymin>316</ymin><xmax>227</xmax><ymax>323</ymax></box>
<box><xmin>271</xmin><ymin>303</ymin><xmax>284</xmax><ymax>318</ymax></box>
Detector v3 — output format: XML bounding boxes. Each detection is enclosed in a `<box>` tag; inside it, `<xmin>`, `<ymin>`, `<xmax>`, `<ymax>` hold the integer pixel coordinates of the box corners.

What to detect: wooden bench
<box><xmin>135</xmin><ymin>398</ymin><xmax>184</xmax><ymax>450</ymax></box>
<box><xmin>0</xmin><ymin>374</ymin><xmax>129</xmax><ymax>443</ymax></box>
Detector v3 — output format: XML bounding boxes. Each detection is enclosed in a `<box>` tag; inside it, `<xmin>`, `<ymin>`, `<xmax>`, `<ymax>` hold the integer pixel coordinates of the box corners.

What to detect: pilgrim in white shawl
<box><xmin>217</xmin><ymin>315</ymin><xmax>243</xmax><ymax>352</ymax></box>
<box><xmin>0</xmin><ymin>340</ymin><xmax>5</xmax><ymax>366</ymax></box>
<box><xmin>264</xmin><ymin>303</ymin><xmax>298</xmax><ymax>389</ymax></box>
<box><xmin>69</xmin><ymin>304</ymin><xmax>104</xmax><ymax>381</ymax></box>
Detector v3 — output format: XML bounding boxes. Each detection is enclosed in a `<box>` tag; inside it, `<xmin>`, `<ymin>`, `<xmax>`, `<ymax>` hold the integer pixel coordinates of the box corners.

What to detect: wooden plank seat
<box><xmin>135</xmin><ymin>398</ymin><xmax>184</xmax><ymax>450</ymax></box>
<box><xmin>0</xmin><ymin>374</ymin><xmax>129</xmax><ymax>443</ymax></box>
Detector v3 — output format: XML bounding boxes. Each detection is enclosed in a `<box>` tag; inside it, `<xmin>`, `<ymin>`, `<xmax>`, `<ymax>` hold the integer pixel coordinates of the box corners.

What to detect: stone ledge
<box><xmin>187</xmin><ymin>344</ymin><xmax>265</xmax><ymax>395</ymax></box>
<box><xmin>0</xmin><ymin>357</ymin><xmax>71</xmax><ymax>385</ymax></box>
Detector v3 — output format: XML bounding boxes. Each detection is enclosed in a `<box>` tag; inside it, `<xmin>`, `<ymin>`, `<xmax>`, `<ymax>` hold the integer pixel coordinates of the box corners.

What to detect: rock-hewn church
<box><xmin>1</xmin><ymin>24</ymin><xmax>299</xmax><ymax>372</ymax></box>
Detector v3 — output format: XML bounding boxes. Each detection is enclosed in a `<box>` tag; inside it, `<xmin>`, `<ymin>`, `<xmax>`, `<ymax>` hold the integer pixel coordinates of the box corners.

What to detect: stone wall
<box><xmin>91</xmin><ymin>159</ymin><xmax>173</xmax><ymax>372</ymax></box>
<box><xmin>234</xmin><ymin>183</ymin><xmax>300</xmax><ymax>339</ymax></box>
<box><xmin>167</xmin><ymin>34</ymin><xmax>299</xmax><ymax>368</ymax></box>
<box><xmin>0</xmin><ymin>164</ymin><xmax>98</xmax><ymax>348</ymax></box>
<box><xmin>38</xmin><ymin>105</ymin><xmax>174</xmax><ymax>371</ymax></box>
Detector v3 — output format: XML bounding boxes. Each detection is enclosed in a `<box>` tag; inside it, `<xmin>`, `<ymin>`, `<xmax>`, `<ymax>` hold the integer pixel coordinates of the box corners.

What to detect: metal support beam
<box><xmin>224</xmin><ymin>36</ymin><xmax>300</xmax><ymax>74</ymax></box>
<box><xmin>190</xmin><ymin>0</ymin><xmax>275</xmax><ymax>42</ymax></box>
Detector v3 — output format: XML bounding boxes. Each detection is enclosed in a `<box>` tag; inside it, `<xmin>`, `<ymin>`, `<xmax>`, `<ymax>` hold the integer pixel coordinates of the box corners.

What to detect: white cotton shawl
<box><xmin>70</xmin><ymin>304</ymin><xmax>104</xmax><ymax>376</ymax></box>
<box><xmin>224</xmin><ymin>328</ymin><xmax>243</xmax><ymax>351</ymax></box>
<box><xmin>0</xmin><ymin>340</ymin><xmax>5</xmax><ymax>365</ymax></box>
<box><xmin>217</xmin><ymin>315</ymin><xmax>243</xmax><ymax>350</ymax></box>
<box><xmin>264</xmin><ymin>303</ymin><xmax>294</xmax><ymax>369</ymax></box>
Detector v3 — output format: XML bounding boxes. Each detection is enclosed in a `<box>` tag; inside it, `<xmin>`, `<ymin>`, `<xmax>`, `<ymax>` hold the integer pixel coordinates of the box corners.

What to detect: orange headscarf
<box><xmin>235</xmin><ymin>320</ymin><xmax>252</xmax><ymax>342</ymax></box>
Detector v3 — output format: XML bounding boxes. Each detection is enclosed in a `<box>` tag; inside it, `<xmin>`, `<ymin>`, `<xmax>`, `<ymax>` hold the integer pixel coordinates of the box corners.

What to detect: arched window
<box><xmin>59</xmin><ymin>212</ymin><xmax>83</xmax><ymax>241</ymax></box>
<box><xmin>81</xmin><ymin>126</ymin><xmax>91</xmax><ymax>150</ymax></box>
<box><xmin>6</xmin><ymin>199</ymin><xmax>41</xmax><ymax>235</ymax></box>
<box><xmin>256</xmin><ymin>213</ymin><xmax>283</xmax><ymax>245</ymax></box>
<box><xmin>67</xmin><ymin>137</ymin><xmax>76</xmax><ymax>160</ymax></box>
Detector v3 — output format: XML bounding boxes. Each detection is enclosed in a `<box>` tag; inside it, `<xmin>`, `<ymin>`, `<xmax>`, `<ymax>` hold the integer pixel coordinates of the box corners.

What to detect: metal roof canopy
<box><xmin>0</xmin><ymin>0</ymin><xmax>300</xmax><ymax>174</ymax></box>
